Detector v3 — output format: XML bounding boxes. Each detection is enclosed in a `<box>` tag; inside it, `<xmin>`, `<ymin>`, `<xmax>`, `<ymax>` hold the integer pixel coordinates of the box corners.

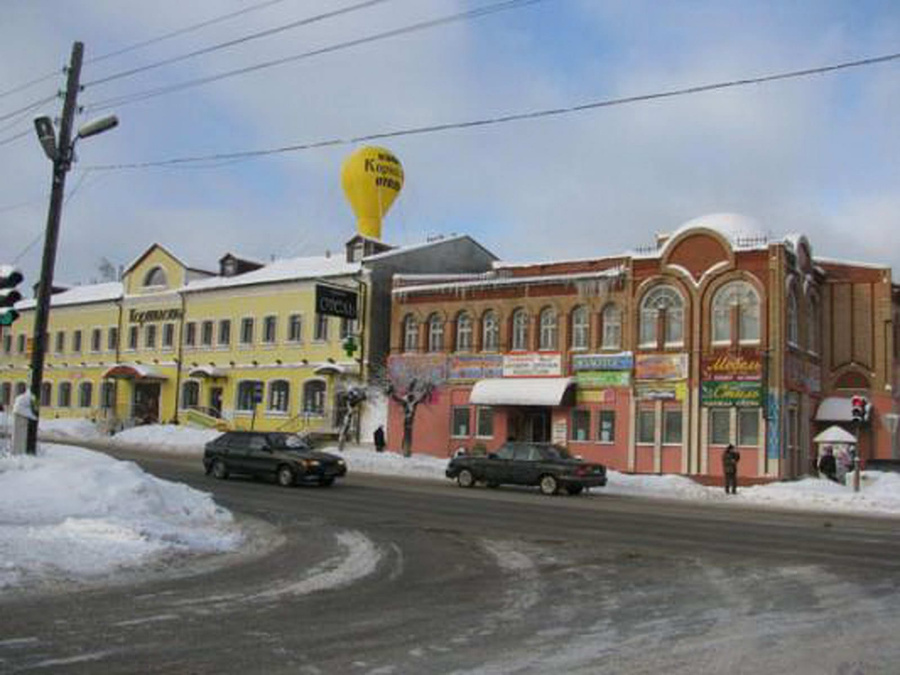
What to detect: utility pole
<box><xmin>25</xmin><ymin>42</ymin><xmax>84</xmax><ymax>455</ymax></box>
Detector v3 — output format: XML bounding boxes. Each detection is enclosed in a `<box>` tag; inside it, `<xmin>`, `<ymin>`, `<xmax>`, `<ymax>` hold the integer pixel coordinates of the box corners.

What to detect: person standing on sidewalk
<box><xmin>722</xmin><ymin>443</ymin><xmax>741</xmax><ymax>495</ymax></box>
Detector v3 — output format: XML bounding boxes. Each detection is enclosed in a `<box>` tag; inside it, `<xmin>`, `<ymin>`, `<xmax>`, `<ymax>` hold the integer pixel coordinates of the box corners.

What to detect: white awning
<box><xmin>469</xmin><ymin>378</ymin><xmax>574</xmax><ymax>406</ymax></box>
<box><xmin>813</xmin><ymin>425</ymin><xmax>856</xmax><ymax>444</ymax></box>
<box><xmin>102</xmin><ymin>364</ymin><xmax>167</xmax><ymax>381</ymax></box>
<box><xmin>188</xmin><ymin>365</ymin><xmax>227</xmax><ymax>379</ymax></box>
<box><xmin>815</xmin><ymin>397</ymin><xmax>854</xmax><ymax>422</ymax></box>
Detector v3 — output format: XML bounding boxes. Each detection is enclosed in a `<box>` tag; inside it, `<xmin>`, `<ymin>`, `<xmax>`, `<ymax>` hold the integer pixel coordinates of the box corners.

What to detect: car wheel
<box><xmin>277</xmin><ymin>465</ymin><xmax>295</xmax><ymax>487</ymax></box>
<box><xmin>319</xmin><ymin>477</ymin><xmax>335</xmax><ymax>487</ymax></box>
<box><xmin>566</xmin><ymin>484</ymin><xmax>584</xmax><ymax>496</ymax></box>
<box><xmin>539</xmin><ymin>474</ymin><xmax>559</xmax><ymax>496</ymax></box>
<box><xmin>211</xmin><ymin>460</ymin><xmax>229</xmax><ymax>480</ymax></box>
<box><xmin>457</xmin><ymin>468</ymin><xmax>476</xmax><ymax>488</ymax></box>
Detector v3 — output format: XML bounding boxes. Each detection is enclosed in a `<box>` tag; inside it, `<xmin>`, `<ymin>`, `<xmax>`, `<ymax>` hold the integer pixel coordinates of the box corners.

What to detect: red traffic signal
<box><xmin>851</xmin><ymin>395</ymin><xmax>868</xmax><ymax>423</ymax></box>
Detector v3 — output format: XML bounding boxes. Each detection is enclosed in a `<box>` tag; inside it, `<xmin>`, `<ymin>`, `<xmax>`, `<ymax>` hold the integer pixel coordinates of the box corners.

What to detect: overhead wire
<box><xmin>0</xmin><ymin>128</ymin><xmax>31</xmax><ymax>148</ymax></box>
<box><xmin>0</xmin><ymin>93</ymin><xmax>59</xmax><ymax>124</ymax></box>
<box><xmin>0</xmin><ymin>0</ymin><xmax>293</xmax><ymax>101</ymax></box>
<box><xmin>83</xmin><ymin>0</ymin><xmax>393</xmax><ymax>87</ymax></box>
<box><xmin>84</xmin><ymin>50</ymin><xmax>900</xmax><ymax>172</ymax></box>
<box><xmin>82</xmin><ymin>0</ymin><xmax>548</xmax><ymax>113</ymax></box>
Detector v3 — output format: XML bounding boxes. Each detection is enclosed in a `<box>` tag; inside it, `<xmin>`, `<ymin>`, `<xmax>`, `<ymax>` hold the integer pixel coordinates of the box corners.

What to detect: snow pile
<box><xmin>0</xmin><ymin>444</ymin><xmax>242</xmax><ymax>590</ymax></box>
<box><xmin>109</xmin><ymin>424</ymin><xmax>220</xmax><ymax>453</ymax></box>
<box><xmin>37</xmin><ymin>417</ymin><xmax>106</xmax><ymax>441</ymax></box>
<box><xmin>605</xmin><ymin>471</ymin><xmax>713</xmax><ymax>500</ymax></box>
<box><xmin>326</xmin><ymin>445</ymin><xmax>449</xmax><ymax>480</ymax></box>
<box><xmin>737</xmin><ymin>472</ymin><xmax>900</xmax><ymax>516</ymax></box>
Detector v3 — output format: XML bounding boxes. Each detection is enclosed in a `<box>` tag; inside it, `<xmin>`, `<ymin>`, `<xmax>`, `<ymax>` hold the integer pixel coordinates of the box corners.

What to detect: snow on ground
<box><xmin>0</xmin><ymin>443</ymin><xmax>243</xmax><ymax>591</ymax></box>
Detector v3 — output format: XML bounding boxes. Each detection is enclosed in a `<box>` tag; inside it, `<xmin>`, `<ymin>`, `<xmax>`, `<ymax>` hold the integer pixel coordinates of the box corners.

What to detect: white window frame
<box><xmin>639</xmin><ymin>286</ymin><xmax>684</xmax><ymax>349</ymax></box>
<box><xmin>267</xmin><ymin>380</ymin><xmax>290</xmax><ymax>413</ymax></box>
<box><xmin>482</xmin><ymin>311</ymin><xmax>499</xmax><ymax>352</ymax></box>
<box><xmin>571</xmin><ymin>306</ymin><xmax>589</xmax><ymax>350</ymax></box>
<box><xmin>539</xmin><ymin>308</ymin><xmax>557</xmax><ymax>351</ymax></box>
<box><xmin>601</xmin><ymin>304</ymin><xmax>621</xmax><ymax>350</ymax></box>
<box><xmin>287</xmin><ymin>314</ymin><xmax>303</xmax><ymax>343</ymax></box>
<box><xmin>511</xmin><ymin>309</ymin><xmax>528</xmax><ymax>351</ymax></box>
<box><xmin>456</xmin><ymin>312</ymin><xmax>473</xmax><ymax>352</ymax></box>
<box><xmin>240</xmin><ymin>317</ymin><xmax>255</xmax><ymax>346</ymax></box>
<box><xmin>262</xmin><ymin>315</ymin><xmax>278</xmax><ymax>345</ymax></box>
<box><xmin>403</xmin><ymin>315</ymin><xmax>418</xmax><ymax>352</ymax></box>
<box><xmin>427</xmin><ymin>314</ymin><xmax>444</xmax><ymax>352</ymax></box>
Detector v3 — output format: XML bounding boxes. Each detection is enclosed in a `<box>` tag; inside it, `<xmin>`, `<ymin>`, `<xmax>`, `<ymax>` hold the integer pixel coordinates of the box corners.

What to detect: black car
<box><xmin>203</xmin><ymin>431</ymin><xmax>347</xmax><ymax>487</ymax></box>
<box><xmin>445</xmin><ymin>441</ymin><xmax>607</xmax><ymax>495</ymax></box>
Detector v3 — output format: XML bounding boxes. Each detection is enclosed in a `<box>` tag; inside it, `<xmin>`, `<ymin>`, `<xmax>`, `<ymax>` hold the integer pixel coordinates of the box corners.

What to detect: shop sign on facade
<box><xmin>575</xmin><ymin>371</ymin><xmax>630</xmax><ymax>387</ymax></box>
<box><xmin>701</xmin><ymin>351</ymin><xmax>762</xmax><ymax>381</ymax></box>
<box><xmin>636</xmin><ymin>382</ymin><xmax>687</xmax><ymax>401</ymax></box>
<box><xmin>572</xmin><ymin>352</ymin><xmax>633</xmax><ymax>372</ymax></box>
<box><xmin>315</xmin><ymin>284</ymin><xmax>358</xmax><ymax>320</ymax></box>
<box><xmin>701</xmin><ymin>381</ymin><xmax>763</xmax><ymax>407</ymax></box>
<box><xmin>635</xmin><ymin>353</ymin><xmax>688</xmax><ymax>380</ymax></box>
<box><xmin>387</xmin><ymin>354</ymin><xmax>448</xmax><ymax>383</ymax></box>
<box><xmin>448</xmin><ymin>354</ymin><xmax>503</xmax><ymax>381</ymax></box>
<box><xmin>576</xmin><ymin>389</ymin><xmax>615</xmax><ymax>405</ymax></box>
<box><xmin>552</xmin><ymin>418</ymin><xmax>568</xmax><ymax>445</ymax></box>
<box><xmin>128</xmin><ymin>308</ymin><xmax>183</xmax><ymax>325</ymax></box>
<box><xmin>502</xmin><ymin>352</ymin><xmax>562</xmax><ymax>378</ymax></box>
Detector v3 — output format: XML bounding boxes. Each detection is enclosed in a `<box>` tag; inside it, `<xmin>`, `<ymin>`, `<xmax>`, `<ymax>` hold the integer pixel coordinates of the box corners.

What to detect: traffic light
<box><xmin>851</xmin><ymin>395</ymin><xmax>868</xmax><ymax>424</ymax></box>
<box><xmin>0</xmin><ymin>265</ymin><xmax>23</xmax><ymax>326</ymax></box>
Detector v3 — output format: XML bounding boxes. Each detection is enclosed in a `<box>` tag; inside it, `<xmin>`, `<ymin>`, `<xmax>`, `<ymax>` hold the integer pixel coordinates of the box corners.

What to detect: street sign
<box><xmin>315</xmin><ymin>284</ymin><xmax>358</xmax><ymax>320</ymax></box>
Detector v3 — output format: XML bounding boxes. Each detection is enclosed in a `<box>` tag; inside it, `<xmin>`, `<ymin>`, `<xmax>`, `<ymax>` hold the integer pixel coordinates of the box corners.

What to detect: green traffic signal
<box><xmin>0</xmin><ymin>309</ymin><xmax>19</xmax><ymax>326</ymax></box>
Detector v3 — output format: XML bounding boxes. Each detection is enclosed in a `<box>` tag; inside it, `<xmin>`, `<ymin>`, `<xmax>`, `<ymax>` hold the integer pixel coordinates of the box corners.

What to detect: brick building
<box><xmin>385</xmin><ymin>213</ymin><xmax>900</xmax><ymax>481</ymax></box>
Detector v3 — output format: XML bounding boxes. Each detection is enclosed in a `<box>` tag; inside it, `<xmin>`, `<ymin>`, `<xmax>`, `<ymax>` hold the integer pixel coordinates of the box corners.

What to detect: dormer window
<box><xmin>144</xmin><ymin>266</ymin><xmax>167</xmax><ymax>288</ymax></box>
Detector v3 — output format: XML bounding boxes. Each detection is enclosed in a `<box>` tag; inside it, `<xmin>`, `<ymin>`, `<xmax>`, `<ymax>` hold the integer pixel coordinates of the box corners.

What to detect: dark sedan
<box><xmin>203</xmin><ymin>431</ymin><xmax>347</xmax><ymax>487</ymax></box>
<box><xmin>446</xmin><ymin>441</ymin><xmax>607</xmax><ymax>495</ymax></box>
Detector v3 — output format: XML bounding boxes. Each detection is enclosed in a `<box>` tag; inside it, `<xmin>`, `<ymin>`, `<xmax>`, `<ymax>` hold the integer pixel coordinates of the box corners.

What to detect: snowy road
<box><xmin>3</xmin><ymin>450</ymin><xmax>900</xmax><ymax>674</ymax></box>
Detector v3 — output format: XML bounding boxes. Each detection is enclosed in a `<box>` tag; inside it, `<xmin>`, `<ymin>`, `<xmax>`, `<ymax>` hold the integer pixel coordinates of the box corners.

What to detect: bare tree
<box><xmin>379</xmin><ymin>355</ymin><xmax>447</xmax><ymax>457</ymax></box>
<box><xmin>97</xmin><ymin>257</ymin><xmax>117</xmax><ymax>282</ymax></box>
<box><xmin>337</xmin><ymin>385</ymin><xmax>366</xmax><ymax>452</ymax></box>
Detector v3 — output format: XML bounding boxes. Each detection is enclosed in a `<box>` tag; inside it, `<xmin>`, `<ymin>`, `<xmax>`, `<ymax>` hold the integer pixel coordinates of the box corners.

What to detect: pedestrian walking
<box><xmin>722</xmin><ymin>443</ymin><xmax>741</xmax><ymax>494</ymax></box>
<box><xmin>373</xmin><ymin>425</ymin><xmax>385</xmax><ymax>453</ymax></box>
<box><xmin>818</xmin><ymin>446</ymin><xmax>838</xmax><ymax>482</ymax></box>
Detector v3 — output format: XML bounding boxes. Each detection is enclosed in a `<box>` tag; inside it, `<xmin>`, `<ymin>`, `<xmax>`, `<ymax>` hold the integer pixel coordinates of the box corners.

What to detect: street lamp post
<box><xmin>25</xmin><ymin>41</ymin><xmax>118</xmax><ymax>455</ymax></box>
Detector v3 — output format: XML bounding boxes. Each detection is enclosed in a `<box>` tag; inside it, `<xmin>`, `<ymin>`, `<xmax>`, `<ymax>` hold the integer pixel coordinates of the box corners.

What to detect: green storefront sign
<box><xmin>701</xmin><ymin>381</ymin><xmax>762</xmax><ymax>407</ymax></box>
<box><xmin>575</xmin><ymin>371</ymin><xmax>631</xmax><ymax>387</ymax></box>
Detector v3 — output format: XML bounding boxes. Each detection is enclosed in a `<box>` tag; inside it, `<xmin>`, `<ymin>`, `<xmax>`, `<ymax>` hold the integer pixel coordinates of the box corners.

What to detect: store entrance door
<box><xmin>209</xmin><ymin>387</ymin><xmax>223</xmax><ymax>418</ymax></box>
<box><xmin>133</xmin><ymin>383</ymin><xmax>161</xmax><ymax>424</ymax></box>
<box><xmin>508</xmin><ymin>408</ymin><xmax>551</xmax><ymax>443</ymax></box>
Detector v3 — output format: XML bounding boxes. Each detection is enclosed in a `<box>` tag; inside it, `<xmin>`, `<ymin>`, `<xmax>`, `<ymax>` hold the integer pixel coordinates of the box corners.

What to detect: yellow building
<box><xmin>1</xmin><ymin>235</ymin><xmax>496</xmax><ymax>435</ymax></box>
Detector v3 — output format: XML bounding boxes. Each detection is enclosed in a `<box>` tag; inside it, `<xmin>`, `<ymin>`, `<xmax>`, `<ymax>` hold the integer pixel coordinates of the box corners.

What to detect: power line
<box><xmin>84</xmin><ymin>0</ymin><xmax>393</xmax><ymax>87</ymax></box>
<box><xmin>82</xmin><ymin>0</ymin><xmax>548</xmax><ymax>113</ymax></box>
<box><xmin>88</xmin><ymin>0</ymin><xmax>294</xmax><ymax>65</ymax></box>
<box><xmin>0</xmin><ymin>0</ymin><xmax>293</xmax><ymax>101</ymax></box>
<box><xmin>84</xmin><ymin>50</ymin><xmax>900</xmax><ymax>172</ymax></box>
<box><xmin>0</xmin><ymin>93</ymin><xmax>58</xmax><ymax>124</ymax></box>
<box><xmin>0</xmin><ymin>128</ymin><xmax>31</xmax><ymax>148</ymax></box>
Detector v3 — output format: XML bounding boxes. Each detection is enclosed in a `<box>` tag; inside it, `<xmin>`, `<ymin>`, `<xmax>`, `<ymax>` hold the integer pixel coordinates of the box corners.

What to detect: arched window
<box><xmin>539</xmin><ymin>308</ymin><xmax>558</xmax><ymax>350</ymax></box>
<box><xmin>182</xmin><ymin>381</ymin><xmax>199</xmax><ymax>409</ymax></box>
<box><xmin>143</xmin><ymin>266</ymin><xmax>167</xmax><ymax>288</ymax></box>
<box><xmin>14</xmin><ymin>381</ymin><xmax>26</xmax><ymax>396</ymax></box>
<box><xmin>456</xmin><ymin>312</ymin><xmax>473</xmax><ymax>352</ymax></box>
<box><xmin>511</xmin><ymin>309</ymin><xmax>529</xmax><ymax>351</ymax></box>
<box><xmin>402</xmin><ymin>314</ymin><xmax>418</xmax><ymax>352</ymax></box>
<box><xmin>40</xmin><ymin>381</ymin><xmax>52</xmax><ymax>407</ymax></box>
<box><xmin>711</xmin><ymin>281</ymin><xmax>760</xmax><ymax>344</ymax></box>
<box><xmin>268</xmin><ymin>380</ymin><xmax>290</xmax><ymax>413</ymax></box>
<box><xmin>601</xmin><ymin>304</ymin><xmax>622</xmax><ymax>349</ymax></box>
<box><xmin>236</xmin><ymin>380</ymin><xmax>263</xmax><ymax>411</ymax></box>
<box><xmin>787</xmin><ymin>289</ymin><xmax>799</xmax><ymax>346</ymax></box>
<box><xmin>78</xmin><ymin>381</ymin><xmax>93</xmax><ymax>408</ymax></box>
<box><xmin>0</xmin><ymin>382</ymin><xmax>11</xmax><ymax>406</ymax></box>
<box><xmin>571</xmin><ymin>305</ymin><xmax>589</xmax><ymax>350</ymax></box>
<box><xmin>807</xmin><ymin>293</ymin><xmax>819</xmax><ymax>354</ymax></box>
<box><xmin>427</xmin><ymin>314</ymin><xmax>444</xmax><ymax>352</ymax></box>
<box><xmin>303</xmin><ymin>380</ymin><xmax>326</xmax><ymax>415</ymax></box>
<box><xmin>640</xmin><ymin>286</ymin><xmax>684</xmax><ymax>348</ymax></box>
<box><xmin>58</xmin><ymin>382</ymin><xmax>72</xmax><ymax>407</ymax></box>
<box><xmin>482</xmin><ymin>310</ymin><xmax>499</xmax><ymax>351</ymax></box>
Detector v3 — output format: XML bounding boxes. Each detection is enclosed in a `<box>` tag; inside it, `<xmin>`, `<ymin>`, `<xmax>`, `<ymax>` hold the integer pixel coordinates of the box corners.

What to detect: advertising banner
<box><xmin>636</xmin><ymin>382</ymin><xmax>687</xmax><ymax>401</ymax></box>
<box><xmin>701</xmin><ymin>351</ymin><xmax>762</xmax><ymax>382</ymax></box>
<box><xmin>572</xmin><ymin>352</ymin><xmax>633</xmax><ymax>372</ymax></box>
<box><xmin>387</xmin><ymin>354</ymin><xmax>448</xmax><ymax>383</ymax></box>
<box><xmin>575</xmin><ymin>371</ymin><xmax>630</xmax><ymax>388</ymax></box>
<box><xmin>576</xmin><ymin>389</ymin><xmax>615</xmax><ymax>405</ymax></box>
<box><xmin>701</xmin><ymin>381</ymin><xmax>763</xmax><ymax>407</ymax></box>
<box><xmin>502</xmin><ymin>353</ymin><xmax>562</xmax><ymax>378</ymax></box>
<box><xmin>448</xmin><ymin>354</ymin><xmax>503</xmax><ymax>381</ymax></box>
<box><xmin>635</xmin><ymin>353</ymin><xmax>688</xmax><ymax>381</ymax></box>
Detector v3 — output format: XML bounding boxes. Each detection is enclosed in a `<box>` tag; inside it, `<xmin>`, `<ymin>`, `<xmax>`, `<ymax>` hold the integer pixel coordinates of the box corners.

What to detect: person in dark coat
<box><xmin>722</xmin><ymin>444</ymin><xmax>740</xmax><ymax>495</ymax></box>
<box><xmin>818</xmin><ymin>446</ymin><xmax>838</xmax><ymax>482</ymax></box>
<box><xmin>373</xmin><ymin>425</ymin><xmax>386</xmax><ymax>453</ymax></box>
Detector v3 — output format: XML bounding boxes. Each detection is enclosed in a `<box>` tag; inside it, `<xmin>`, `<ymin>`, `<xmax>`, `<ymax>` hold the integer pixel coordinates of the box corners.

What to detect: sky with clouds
<box><xmin>1</xmin><ymin>0</ymin><xmax>898</xmax><ymax>287</ymax></box>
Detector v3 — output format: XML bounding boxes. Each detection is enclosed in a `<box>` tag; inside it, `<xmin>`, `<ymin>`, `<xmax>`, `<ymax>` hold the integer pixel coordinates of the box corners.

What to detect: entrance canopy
<box><xmin>813</xmin><ymin>425</ymin><xmax>856</xmax><ymax>444</ymax></box>
<box><xmin>102</xmin><ymin>364</ymin><xmax>167</xmax><ymax>381</ymax></box>
<box><xmin>469</xmin><ymin>377</ymin><xmax>574</xmax><ymax>407</ymax></box>
<box><xmin>188</xmin><ymin>365</ymin><xmax>227</xmax><ymax>379</ymax></box>
<box><xmin>815</xmin><ymin>397</ymin><xmax>853</xmax><ymax>422</ymax></box>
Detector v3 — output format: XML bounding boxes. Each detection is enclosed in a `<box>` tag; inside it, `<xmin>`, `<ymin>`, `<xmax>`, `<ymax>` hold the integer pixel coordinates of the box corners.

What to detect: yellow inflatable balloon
<box><xmin>341</xmin><ymin>146</ymin><xmax>404</xmax><ymax>240</ymax></box>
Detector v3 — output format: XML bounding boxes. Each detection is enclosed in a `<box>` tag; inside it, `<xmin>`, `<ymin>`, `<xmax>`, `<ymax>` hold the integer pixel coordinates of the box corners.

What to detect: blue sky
<box><xmin>1</xmin><ymin>0</ymin><xmax>898</xmax><ymax>286</ymax></box>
